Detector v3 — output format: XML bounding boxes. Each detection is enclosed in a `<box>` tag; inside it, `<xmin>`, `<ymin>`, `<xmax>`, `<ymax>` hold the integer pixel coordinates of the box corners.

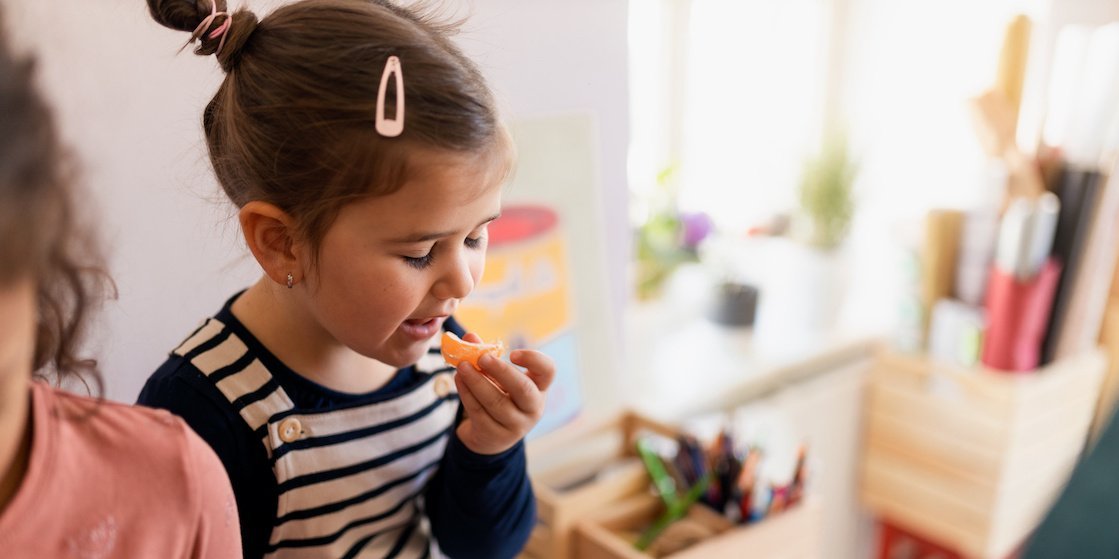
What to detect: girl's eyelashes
<box><xmin>403</xmin><ymin>235</ymin><xmax>486</xmax><ymax>269</ymax></box>
<box><xmin>405</xmin><ymin>234</ymin><xmax>487</xmax><ymax>269</ymax></box>
<box><xmin>403</xmin><ymin>251</ymin><xmax>434</xmax><ymax>269</ymax></box>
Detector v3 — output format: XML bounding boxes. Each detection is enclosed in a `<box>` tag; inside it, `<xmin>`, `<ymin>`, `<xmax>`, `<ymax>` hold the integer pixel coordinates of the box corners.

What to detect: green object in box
<box><xmin>634</xmin><ymin>438</ymin><xmax>711</xmax><ymax>551</ymax></box>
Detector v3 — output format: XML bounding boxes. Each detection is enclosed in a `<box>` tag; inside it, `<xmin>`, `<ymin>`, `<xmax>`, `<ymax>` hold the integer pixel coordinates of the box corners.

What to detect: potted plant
<box><xmin>756</xmin><ymin>134</ymin><xmax>858</xmax><ymax>336</ymax></box>
<box><xmin>633</xmin><ymin>166</ymin><xmax>713</xmax><ymax>300</ymax></box>
<box><xmin>794</xmin><ymin>133</ymin><xmax>857</xmax><ymax>250</ymax></box>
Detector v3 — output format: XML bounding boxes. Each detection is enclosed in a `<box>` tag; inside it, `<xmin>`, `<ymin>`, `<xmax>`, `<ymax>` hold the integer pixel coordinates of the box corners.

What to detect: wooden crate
<box><xmin>573</xmin><ymin>493</ymin><xmax>822</xmax><ymax>559</ymax></box>
<box><xmin>860</xmin><ymin>349</ymin><xmax>1106</xmax><ymax>558</ymax></box>
<box><xmin>524</xmin><ymin>411</ymin><xmax>680</xmax><ymax>559</ymax></box>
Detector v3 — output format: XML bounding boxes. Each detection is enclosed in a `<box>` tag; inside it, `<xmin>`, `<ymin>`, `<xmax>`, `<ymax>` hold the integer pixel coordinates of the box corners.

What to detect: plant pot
<box><xmin>708</xmin><ymin>281</ymin><xmax>759</xmax><ymax>327</ymax></box>
<box><xmin>754</xmin><ymin>239</ymin><xmax>847</xmax><ymax>347</ymax></box>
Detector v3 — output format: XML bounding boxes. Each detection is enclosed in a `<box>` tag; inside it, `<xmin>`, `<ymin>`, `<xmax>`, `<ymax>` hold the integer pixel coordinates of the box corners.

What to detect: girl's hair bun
<box><xmin>146</xmin><ymin>0</ymin><xmax>259</xmax><ymax>72</ymax></box>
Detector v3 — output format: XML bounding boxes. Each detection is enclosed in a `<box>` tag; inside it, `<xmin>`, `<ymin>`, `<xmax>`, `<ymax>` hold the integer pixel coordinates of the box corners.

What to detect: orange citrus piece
<box><xmin>441</xmin><ymin>331</ymin><xmax>505</xmax><ymax>371</ymax></box>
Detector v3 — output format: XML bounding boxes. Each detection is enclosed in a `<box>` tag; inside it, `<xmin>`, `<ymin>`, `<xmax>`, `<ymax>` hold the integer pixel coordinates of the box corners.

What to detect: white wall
<box><xmin>3</xmin><ymin>0</ymin><xmax>629</xmax><ymax>402</ymax></box>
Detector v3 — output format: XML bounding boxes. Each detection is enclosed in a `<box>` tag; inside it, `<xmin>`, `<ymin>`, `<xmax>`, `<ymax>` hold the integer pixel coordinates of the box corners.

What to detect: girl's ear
<box><xmin>238</xmin><ymin>201</ymin><xmax>306</xmax><ymax>288</ymax></box>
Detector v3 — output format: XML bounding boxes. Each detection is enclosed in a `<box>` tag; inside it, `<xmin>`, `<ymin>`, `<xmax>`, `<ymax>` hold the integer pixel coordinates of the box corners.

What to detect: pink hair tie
<box><xmin>180</xmin><ymin>1</ymin><xmax>232</xmax><ymax>56</ymax></box>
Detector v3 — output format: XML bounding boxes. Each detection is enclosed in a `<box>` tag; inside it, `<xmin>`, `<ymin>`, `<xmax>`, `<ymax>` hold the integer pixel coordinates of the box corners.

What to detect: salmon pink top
<box><xmin>0</xmin><ymin>382</ymin><xmax>241</xmax><ymax>558</ymax></box>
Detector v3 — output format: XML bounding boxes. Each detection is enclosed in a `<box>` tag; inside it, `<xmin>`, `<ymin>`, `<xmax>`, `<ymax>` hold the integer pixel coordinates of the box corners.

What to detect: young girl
<box><xmin>0</xmin><ymin>10</ymin><xmax>240</xmax><ymax>558</ymax></box>
<box><xmin>137</xmin><ymin>1</ymin><xmax>554</xmax><ymax>558</ymax></box>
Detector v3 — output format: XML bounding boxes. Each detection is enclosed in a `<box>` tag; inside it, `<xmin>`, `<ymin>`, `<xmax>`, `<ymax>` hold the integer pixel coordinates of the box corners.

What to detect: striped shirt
<box><xmin>138</xmin><ymin>294</ymin><xmax>535</xmax><ymax>559</ymax></box>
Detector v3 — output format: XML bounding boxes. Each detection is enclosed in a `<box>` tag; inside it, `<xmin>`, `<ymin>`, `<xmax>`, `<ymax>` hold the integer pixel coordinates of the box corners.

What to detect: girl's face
<box><xmin>300</xmin><ymin>148</ymin><xmax>505</xmax><ymax>368</ymax></box>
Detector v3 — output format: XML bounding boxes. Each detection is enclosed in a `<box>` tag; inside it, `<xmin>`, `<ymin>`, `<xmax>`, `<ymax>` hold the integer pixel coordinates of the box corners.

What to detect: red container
<box><xmin>877</xmin><ymin>521</ymin><xmax>962</xmax><ymax>559</ymax></box>
<box><xmin>981</xmin><ymin>259</ymin><xmax>1061</xmax><ymax>372</ymax></box>
<box><xmin>876</xmin><ymin>521</ymin><xmax>1023</xmax><ymax>559</ymax></box>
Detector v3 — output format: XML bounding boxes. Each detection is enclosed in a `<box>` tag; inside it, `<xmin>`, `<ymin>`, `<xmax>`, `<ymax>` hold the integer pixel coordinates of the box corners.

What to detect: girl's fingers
<box><xmin>454</xmin><ymin>369</ymin><xmax>485</xmax><ymax>420</ymax></box>
<box><xmin>510</xmin><ymin>350</ymin><xmax>556</xmax><ymax>393</ymax></box>
<box><xmin>475</xmin><ymin>353</ymin><xmax>545</xmax><ymax>416</ymax></box>
<box><xmin>454</xmin><ymin>368</ymin><xmax>506</xmax><ymax>434</ymax></box>
<box><xmin>457</xmin><ymin>361</ymin><xmax>522</xmax><ymax>428</ymax></box>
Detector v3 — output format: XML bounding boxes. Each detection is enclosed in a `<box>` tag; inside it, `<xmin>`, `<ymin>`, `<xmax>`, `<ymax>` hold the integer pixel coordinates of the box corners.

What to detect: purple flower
<box><xmin>680</xmin><ymin>211</ymin><xmax>714</xmax><ymax>249</ymax></box>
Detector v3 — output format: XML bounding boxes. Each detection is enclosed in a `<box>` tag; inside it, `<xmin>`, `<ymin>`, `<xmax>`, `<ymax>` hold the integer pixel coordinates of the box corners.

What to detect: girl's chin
<box><xmin>373</xmin><ymin>337</ymin><xmax>432</xmax><ymax>368</ymax></box>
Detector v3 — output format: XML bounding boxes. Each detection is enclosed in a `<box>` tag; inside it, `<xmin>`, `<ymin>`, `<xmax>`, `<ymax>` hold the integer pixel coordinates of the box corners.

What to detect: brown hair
<box><xmin>0</xmin><ymin>12</ymin><xmax>109</xmax><ymax>392</ymax></box>
<box><xmin>146</xmin><ymin>0</ymin><xmax>510</xmax><ymax>255</ymax></box>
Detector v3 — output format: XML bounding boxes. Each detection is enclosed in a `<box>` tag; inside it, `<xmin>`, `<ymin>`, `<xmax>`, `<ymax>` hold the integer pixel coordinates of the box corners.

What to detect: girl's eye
<box><xmin>404</xmin><ymin>235</ymin><xmax>483</xmax><ymax>269</ymax></box>
<box><xmin>403</xmin><ymin>251</ymin><xmax>434</xmax><ymax>269</ymax></box>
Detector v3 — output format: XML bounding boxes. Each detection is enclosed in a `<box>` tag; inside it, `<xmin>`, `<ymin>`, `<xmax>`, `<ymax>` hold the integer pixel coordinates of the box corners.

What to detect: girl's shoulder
<box><xmin>9</xmin><ymin>383</ymin><xmax>238</xmax><ymax>555</ymax></box>
<box><xmin>43</xmin><ymin>382</ymin><xmax>219</xmax><ymax>473</ymax></box>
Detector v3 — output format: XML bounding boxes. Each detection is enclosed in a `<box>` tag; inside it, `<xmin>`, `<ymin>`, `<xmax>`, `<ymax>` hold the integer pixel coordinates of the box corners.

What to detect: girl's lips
<box><xmin>399</xmin><ymin>316</ymin><xmax>445</xmax><ymax>340</ymax></box>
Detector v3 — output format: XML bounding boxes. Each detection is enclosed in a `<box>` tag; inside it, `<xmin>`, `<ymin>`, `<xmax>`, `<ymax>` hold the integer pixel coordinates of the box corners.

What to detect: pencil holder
<box><xmin>573</xmin><ymin>495</ymin><xmax>822</xmax><ymax>559</ymax></box>
<box><xmin>523</xmin><ymin>412</ymin><xmax>680</xmax><ymax>559</ymax></box>
<box><xmin>981</xmin><ymin>259</ymin><xmax>1061</xmax><ymax>372</ymax></box>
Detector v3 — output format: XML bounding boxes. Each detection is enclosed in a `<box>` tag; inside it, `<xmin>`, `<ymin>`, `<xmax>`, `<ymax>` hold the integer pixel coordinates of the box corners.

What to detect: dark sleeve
<box><xmin>444</xmin><ymin>316</ymin><xmax>467</xmax><ymax>338</ymax></box>
<box><xmin>1023</xmin><ymin>409</ymin><xmax>1119</xmax><ymax>558</ymax></box>
<box><xmin>137</xmin><ymin>359</ymin><xmax>277</xmax><ymax>559</ymax></box>
<box><xmin>424</xmin><ymin>432</ymin><xmax>536</xmax><ymax>559</ymax></box>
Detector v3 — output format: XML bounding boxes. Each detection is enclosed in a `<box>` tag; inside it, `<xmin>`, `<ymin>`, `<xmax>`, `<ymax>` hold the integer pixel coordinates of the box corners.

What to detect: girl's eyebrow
<box><xmin>390</xmin><ymin>213</ymin><xmax>501</xmax><ymax>243</ymax></box>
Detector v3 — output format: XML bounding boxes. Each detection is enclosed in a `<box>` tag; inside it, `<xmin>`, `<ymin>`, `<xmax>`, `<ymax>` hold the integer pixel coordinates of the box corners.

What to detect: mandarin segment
<box><xmin>441</xmin><ymin>331</ymin><xmax>505</xmax><ymax>370</ymax></box>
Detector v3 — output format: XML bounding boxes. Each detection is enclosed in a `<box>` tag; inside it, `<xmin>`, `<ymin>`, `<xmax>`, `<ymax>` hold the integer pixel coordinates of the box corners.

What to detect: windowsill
<box><xmin>620</xmin><ymin>259</ymin><xmax>885</xmax><ymax>420</ymax></box>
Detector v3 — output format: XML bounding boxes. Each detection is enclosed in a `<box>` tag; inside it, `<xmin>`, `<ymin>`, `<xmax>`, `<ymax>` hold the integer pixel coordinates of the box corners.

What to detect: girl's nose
<box><xmin>433</xmin><ymin>248</ymin><xmax>474</xmax><ymax>301</ymax></box>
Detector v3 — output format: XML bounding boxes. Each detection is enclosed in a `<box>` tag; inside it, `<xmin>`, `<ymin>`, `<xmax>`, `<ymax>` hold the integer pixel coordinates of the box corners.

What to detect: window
<box><xmin>629</xmin><ymin>0</ymin><xmax>826</xmax><ymax>230</ymax></box>
<box><xmin>630</xmin><ymin>0</ymin><xmax>1038</xmax><ymax>233</ymax></box>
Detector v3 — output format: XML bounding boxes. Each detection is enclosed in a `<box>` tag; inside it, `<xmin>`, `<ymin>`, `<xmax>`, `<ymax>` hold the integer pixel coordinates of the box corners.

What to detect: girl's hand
<box><xmin>453</xmin><ymin>333</ymin><xmax>555</xmax><ymax>455</ymax></box>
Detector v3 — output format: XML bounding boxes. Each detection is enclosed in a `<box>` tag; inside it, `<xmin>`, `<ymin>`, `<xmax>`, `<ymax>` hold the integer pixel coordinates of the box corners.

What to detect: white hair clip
<box><xmin>375</xmin><ymin>56</ymin><xmax>405</xmax><ymax>137</ymax></box>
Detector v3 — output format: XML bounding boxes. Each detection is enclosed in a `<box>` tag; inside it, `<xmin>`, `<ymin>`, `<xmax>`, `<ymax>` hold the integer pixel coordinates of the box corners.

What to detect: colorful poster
<box><xmin>457</xmin><ymin>205</ymin><xmax>582</xmax><ymax>437</ymax></box>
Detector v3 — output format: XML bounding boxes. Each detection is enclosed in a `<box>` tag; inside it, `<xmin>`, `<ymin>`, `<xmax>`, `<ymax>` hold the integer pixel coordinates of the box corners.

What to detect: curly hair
<box><xmin>0</xmin><ymin>12</ymin><xmax>110</xmax><ymax>393</ymax></box>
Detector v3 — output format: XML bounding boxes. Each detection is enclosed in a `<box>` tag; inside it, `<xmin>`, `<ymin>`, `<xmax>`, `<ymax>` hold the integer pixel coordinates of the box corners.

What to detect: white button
<box><xmin>433</xmin><ymin>373</ymin><xmax>455</xmax><ymax>398</ymax></box>
<box><xmin>278</xmin><ymin>417</ymin><xmax>303</xmax><ymax>443</ymax></box>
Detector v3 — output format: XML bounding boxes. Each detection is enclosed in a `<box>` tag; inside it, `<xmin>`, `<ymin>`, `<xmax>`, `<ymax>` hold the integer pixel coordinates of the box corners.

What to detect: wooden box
<box><xmin>524</xmin><ymin>411</ymin><xmax>680</xmax><ymax>559</ymax></box>
<box><xmin>573</xmin><ymin>494</ymin><xmax>823</xmax><ymax>559</ymax></box>
<box><xmin>860</xmin><ymin>350</ymin><xmax>1105</xmax><ymax>558</ymax></box>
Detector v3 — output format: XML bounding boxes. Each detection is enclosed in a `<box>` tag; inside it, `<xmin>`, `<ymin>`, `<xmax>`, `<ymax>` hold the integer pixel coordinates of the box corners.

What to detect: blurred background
<box><xmin>6</xmin><ymin>0</ymin><xmax>1119</xmax><ymax>557</ymax></box>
